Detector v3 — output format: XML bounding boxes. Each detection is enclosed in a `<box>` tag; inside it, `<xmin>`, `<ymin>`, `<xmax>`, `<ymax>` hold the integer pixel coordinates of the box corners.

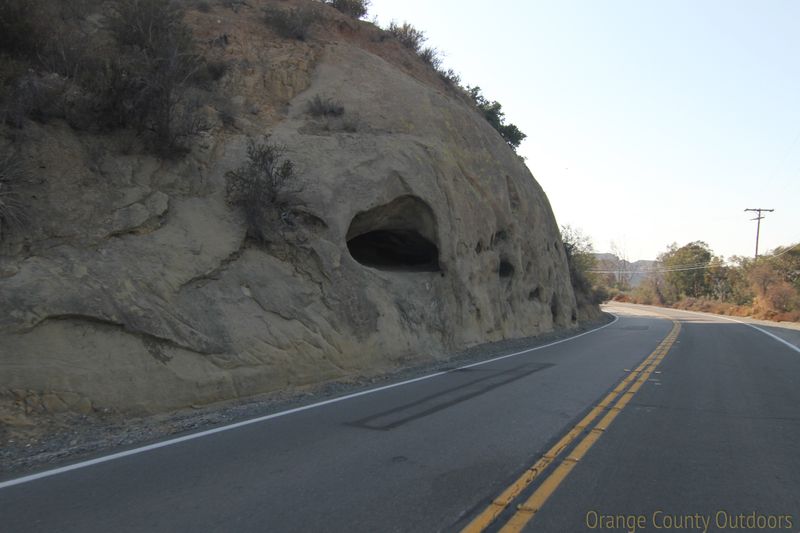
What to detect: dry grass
<box><xmin>621</xmin><ymin>295</ymin><xmax>800</xmax><ymax>323</ymax></box>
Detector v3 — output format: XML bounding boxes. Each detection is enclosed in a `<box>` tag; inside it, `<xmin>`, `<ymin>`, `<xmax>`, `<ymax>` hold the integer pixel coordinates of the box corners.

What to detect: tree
<box><xmin>705</xmin><ymin>256</ymin><xmax>731</xmax><ymax>301</ymax></box>
<box><xmin>748</xmin><ymin>261</ymin><xmax>781</xmax><ymax>300</ymax></box>
<box><xmin>724</xmin><ymin>255</ymin><xmax>754</xmax><ymax>305</ymax></box>
<box><xmin>768</xmin><ymin>244</ymin><xmax>800</xmax><ymax>291</ymax></box>
<box><xmin>561</xmin><ymin>225</ymin><xmax>605</xmax><ymax>304</ymax></box>
<box><xmin>659</xmin><ymin>241</ymin><xmax>712</xmax><ymax>298</ymax></box>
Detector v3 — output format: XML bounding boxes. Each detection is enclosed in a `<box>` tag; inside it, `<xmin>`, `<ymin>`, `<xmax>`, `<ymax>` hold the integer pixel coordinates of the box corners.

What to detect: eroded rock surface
<box><xmin>0</xmin><ymin>2</ymin><xmax>579</xmax><ymax>415</ymax></box>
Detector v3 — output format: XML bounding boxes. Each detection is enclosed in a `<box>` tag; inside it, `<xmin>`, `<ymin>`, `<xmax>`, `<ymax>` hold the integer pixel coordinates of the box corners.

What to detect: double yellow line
<box><xmin>462</xmin><ymin>320</ymin><xmax>681</xmax><ymax>533</ymax></box>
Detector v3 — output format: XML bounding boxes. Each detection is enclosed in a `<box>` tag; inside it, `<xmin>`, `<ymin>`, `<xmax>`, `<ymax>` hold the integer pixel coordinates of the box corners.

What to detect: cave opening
<box><xmin>347</xmin><ymin>229</ymin><xmax>440</xmax><ymax>271</ymax></box>
<box><xmin>346</xmin><ymin>196</ymin><xmax>441</xmax><ymax>272</ymax></box>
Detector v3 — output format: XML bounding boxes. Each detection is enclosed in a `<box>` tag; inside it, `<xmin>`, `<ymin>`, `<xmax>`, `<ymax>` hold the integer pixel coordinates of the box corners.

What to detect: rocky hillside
<box><xmin>0</xmin><ymin>0</ymin><xmax>582</xmax><ymax>417</ymax></box>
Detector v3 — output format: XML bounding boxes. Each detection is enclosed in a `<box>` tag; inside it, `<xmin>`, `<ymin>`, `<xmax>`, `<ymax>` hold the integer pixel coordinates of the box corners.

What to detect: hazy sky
<box><xmin>368</xmin><ymin>0</ymin><xmax>800</xmax><ymax>260</ymax></box>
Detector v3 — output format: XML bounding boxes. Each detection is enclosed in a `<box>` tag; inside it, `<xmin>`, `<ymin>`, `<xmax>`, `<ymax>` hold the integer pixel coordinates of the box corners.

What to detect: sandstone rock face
<box><xmin>0</xmin><ymin>5</ymin><xmax>578</xmax><ymax>414</ymax></box>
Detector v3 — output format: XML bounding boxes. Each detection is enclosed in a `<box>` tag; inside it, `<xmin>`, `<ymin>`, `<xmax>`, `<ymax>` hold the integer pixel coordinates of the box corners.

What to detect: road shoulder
<box><xmin>2</xmin><ymin>314</ymin><xmax>615</xmax><ymax>477</ymax></box>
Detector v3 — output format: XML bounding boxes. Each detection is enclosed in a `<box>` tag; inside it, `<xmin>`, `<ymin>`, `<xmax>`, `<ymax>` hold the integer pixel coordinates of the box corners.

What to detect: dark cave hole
<box><xmin>499</xmin><ymin>259</ymin><xmax>514</xmax><ymax>278</ymax></box>
<box><xmin>347</xmin><ymin>229</ymin><xmax>440</xmax><ymax>272</ymax></box>
<box><xmin>346</xmin><ymin>195</ymin><xmax>440</xmax><ymax>273</ymax></box>
<box><xmin>529</xmin><ymin>286</ymin><xmax>542</xmax><ymax>301</ymax></box>
<box><xmin>550</xmin><ymin>294</ymin><xmax>560</xmax><ymax>322</ymax></box>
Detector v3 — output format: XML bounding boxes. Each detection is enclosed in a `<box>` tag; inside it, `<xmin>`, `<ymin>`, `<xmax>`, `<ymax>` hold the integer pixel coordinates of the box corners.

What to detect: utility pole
<box><xmin>744</xmin><ymin>208</ymin><xmax>774</xmax><ymax>259</ymax></box>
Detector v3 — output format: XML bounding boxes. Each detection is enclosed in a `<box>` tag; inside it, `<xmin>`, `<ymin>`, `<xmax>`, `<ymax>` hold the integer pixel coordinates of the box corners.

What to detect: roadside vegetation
<box><xmin>568</xmin><ymin>230</ymin><xmax>800</xmax><ymax>323</ymax></box>
<box><xmin>560</xmin><ymin>225</ymin><xmax>608</xmax><ymax>307</ymax></box>
<box><xmin>619</xmin><ymin>242</ymin><xmax>800</xmax><ymax>322</ymax></box>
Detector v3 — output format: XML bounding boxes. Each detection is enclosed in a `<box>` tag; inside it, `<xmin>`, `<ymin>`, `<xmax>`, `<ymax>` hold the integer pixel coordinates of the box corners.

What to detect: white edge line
<box><xmin>618</xmin><ymin>303</ymin><xmax>800</xmax><ymax>354</ymax></box>
<box><xmin>0</xmin><ymin>315</ymin><xmax>621</xmax><ymax>490</ymax></box>
<box><xmin>666</xmin><ymin>306</ymin><xmax>800</xmax><ymax>354</ymax></box>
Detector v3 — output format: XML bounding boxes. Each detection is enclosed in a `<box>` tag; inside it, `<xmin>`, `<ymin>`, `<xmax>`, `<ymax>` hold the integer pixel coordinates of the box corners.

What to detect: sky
<box><xmin>368</xmin><ymin>0</ymin><xmax>800</xmax><ymax>261</ymax></box>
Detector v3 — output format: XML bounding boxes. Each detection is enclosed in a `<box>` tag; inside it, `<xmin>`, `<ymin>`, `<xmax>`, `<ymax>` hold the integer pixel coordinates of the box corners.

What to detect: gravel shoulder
<box><xmin>1</xmin><ymin>313</ymin><xmax>614</xmax><ymax>478</ymax></box>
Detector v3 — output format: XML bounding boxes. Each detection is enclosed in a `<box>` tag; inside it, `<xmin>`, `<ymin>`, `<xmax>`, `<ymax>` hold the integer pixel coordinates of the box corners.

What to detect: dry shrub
<box><xmin>766</xmin><ymin>281</ymin><xmax>797</xmax><ymax>313</ymax></box>
<box><xmin>307</xmin><ymin>95</ymin><xmax>344</xmax><ymax>117</ymax></box>
<box><xmin>438</xmin><ymin>68</ymin><xmax>461</xmax><ymax>87</ymax></box>
<box><xmin>326</xmin><ymin>0</ymin><xmax>369</xmax><ymax>19</ymax></box>
<box><xmin>226</xmin><ymin>137</ymin><xmax>295</xmax><ymax>243</ymax></box>
<box><xmin>0</xmin><ymin>0</ymin><xmax>39</xmax><ymax>57</ymax></box>
<box><xmin>0</xmin><ymin>0</ymin><xmax>99</xmax><ymax>126</ymax></box>
<box><xmin>264</xmin><ymin>4</ymin><xmax>319</xmax><ymax>41</ymax></box>
<box><xmin>0</xmin><ymin>150</ymin><xmax>26</xmax><ymax>241</ymax></box>
<box><xmin>0</xmin><ymin>0</ymin><xmax>207</xmax><ymax>156</ymax></box>
<box><xmin>387</xmin><ymin>22</ymin><xmax>425</xmax><ymax>53</ymax></box>
<box><xmin>773</xmin><ymin>310</ymin><xmax>800</xmax><ymax>323</ymax></box>
<box><xmin>102</xmin><ymin>0</ymin><xmax>207</xmax><ymax>155</ymax></box>
<box><xmin>418</xmin><ymin>46</ymin><xmax>442</xmax><ymax>69</ymax></box>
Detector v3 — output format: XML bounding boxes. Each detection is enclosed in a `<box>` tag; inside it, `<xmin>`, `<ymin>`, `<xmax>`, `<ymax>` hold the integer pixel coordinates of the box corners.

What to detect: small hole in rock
<box><xmin>550</xmin><ymin>294</ymin><xmax>560</xmax><ymax>322</ymax></box>
<box><xmin>529</xmin><ymin>286</ymin><xmax>542</xmax><ymax>301</ymax></box>
<box><xmin>499</xmin><ymin>260</ymin><xmax>514</xmax><ymax>278</ymax></box>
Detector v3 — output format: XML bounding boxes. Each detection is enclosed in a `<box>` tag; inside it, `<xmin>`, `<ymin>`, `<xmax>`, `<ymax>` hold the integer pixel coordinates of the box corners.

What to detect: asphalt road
<box><xmin>1</xmin><ymin>304</ymin><xmax>798</xmax><ymax>532</ymax></box>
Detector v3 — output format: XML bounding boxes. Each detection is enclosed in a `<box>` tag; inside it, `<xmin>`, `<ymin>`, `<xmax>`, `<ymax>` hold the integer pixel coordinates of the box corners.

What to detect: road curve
<box><xmin>1</xmin><ymin>304</ymin><xmax>798</xmax><ymax>532</ymax></box>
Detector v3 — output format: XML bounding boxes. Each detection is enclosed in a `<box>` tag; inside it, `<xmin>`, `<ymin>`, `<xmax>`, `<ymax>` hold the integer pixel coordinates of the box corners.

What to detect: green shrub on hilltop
<box><xmin>467</xmin><ymin>86</ymin><xmax>527</xmax><ymax>150</ymax></box>
<box><xmin>387</xmin><ymin>20</ymin><xmax>526</xmax><ymax>151</ymax></box>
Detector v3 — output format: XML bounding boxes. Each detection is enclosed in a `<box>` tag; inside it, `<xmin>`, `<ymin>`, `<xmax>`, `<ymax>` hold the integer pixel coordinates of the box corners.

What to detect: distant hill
<box><xmin>592</xmin><ymin>254</ymin><xmax>657</xmax><ymax>287</ymax></box>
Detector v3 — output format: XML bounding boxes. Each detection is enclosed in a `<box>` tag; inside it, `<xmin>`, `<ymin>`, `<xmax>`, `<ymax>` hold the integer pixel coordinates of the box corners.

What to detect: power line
<box><xmin>588</xmin><ymin>265</ymin><xmax>723</xmax><ymax>274</ymax></box>
<box><xmin>588</xmin><ymin>242</ymin><xmax>799</xmax><ymax>275</ymax></box>
<box><xmin>769</xmin><ymin>241</ymin><xmax>800</xmax><ymax>259</ymax></box>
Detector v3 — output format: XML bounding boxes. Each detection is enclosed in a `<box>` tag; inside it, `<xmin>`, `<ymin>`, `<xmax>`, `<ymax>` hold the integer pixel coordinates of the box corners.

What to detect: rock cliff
<box><xmin>0</xmin><ymin>0</ymin><xmax>580</xmax><ymax>416</ymax></box>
